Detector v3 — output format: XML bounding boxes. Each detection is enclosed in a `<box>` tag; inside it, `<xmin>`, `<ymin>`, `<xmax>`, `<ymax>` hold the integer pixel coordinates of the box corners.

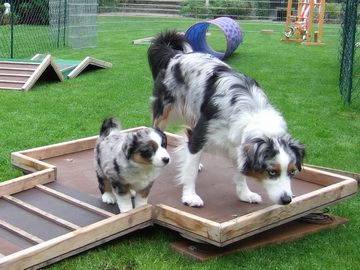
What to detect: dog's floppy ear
<box><xmin>241</xmin><ymin>137</ymin><xmax>277</xmax><ymax>174</ymax></box>
<box><xmin>122</xmin><ymin>133</ymin><xmax>139</xmax><ymax>160</ymax></box>
<box><xmin>155</xmin><ymin>127</ymin><xmax>168</xmax><ymax>148</ymax></box>
<box><xmin>289</xmin><ymin>139</ymin><xmax>306</xmax><ymax>171</ymax></box>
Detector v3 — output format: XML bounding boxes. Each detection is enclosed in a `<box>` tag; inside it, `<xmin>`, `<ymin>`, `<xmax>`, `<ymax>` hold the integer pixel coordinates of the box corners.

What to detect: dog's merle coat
<box><xmin>94</xmin><ymin>117</ymin><xmax>170</xmax><ymax>213</ymax></box>
<box><xmin>148</xmin><ymin>31</ymin><xmax>305</xmax><ymax>207</ymax></box>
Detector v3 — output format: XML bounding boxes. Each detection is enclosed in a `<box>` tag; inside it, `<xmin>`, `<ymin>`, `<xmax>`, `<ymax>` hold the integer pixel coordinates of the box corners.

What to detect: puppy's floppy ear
<box><xmin>155</xmin><ymin>127</ymin><xmax>168</xmax><ymax>148</ymax></box>
<box><xmin>241</xmin><ymin>137</ymin><xmax>277</xmax><ymax>174</ymax></box>
<box><xmin>122</xmin><ymin>133</ymin><xmax>139</xmax><ymax>160</ymax></box>
<box><xmin>289</xmin><ymin>139</ymin><xmax>306</xmax><ymax>171</ymax></box>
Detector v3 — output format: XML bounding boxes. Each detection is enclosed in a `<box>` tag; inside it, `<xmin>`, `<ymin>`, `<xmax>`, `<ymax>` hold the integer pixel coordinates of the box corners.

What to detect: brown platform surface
<box><xmin>41</xmin><ymin>145</ymin><xmax>357</xmax><ymax>247</ymax></box>
<box><xmin>1</xmin><ymin>130</ymin><xmax>358</xmax><ymax>268</ymax></box>
<box><xmin>45</xmin><ymin>148</ymin><xmax>329</xmax><ymax>221</ymax></box>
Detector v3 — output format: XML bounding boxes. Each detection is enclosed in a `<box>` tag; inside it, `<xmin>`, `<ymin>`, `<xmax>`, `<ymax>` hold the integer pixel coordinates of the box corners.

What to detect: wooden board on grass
<box><xmin>0</xmin><ymin>55</ymin><xmax>64</xmax><ymax>91</ymax></box>
<box><xmin>0</xmin><ymin>127</ymin><xmax>152</xmax><ymax>269</ymax></box>
<box><xmin>1</xmin><ymin>128</ymin><xmax>358</xmax><ymax>267</ymax></box>
<box><xmin>31</xmin><ymin>54</ymin><xmax>112</xmax><ymax>79</ymax></box>
<box><xmin>169</xmin><ymin>213</ymin><xmax>349</xmax><ymax>262</ymax></box>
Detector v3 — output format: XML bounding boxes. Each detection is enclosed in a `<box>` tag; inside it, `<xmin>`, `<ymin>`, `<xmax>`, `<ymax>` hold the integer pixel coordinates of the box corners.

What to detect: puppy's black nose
<box><xmin>280</xmin><ymin>195</ymin><xmax>292</xmax><ymax>205</ymax></box>
<box><xmin>162</xmin><ymin>157</ymin><xmax>170</xmax><ymax>164</ymax></box>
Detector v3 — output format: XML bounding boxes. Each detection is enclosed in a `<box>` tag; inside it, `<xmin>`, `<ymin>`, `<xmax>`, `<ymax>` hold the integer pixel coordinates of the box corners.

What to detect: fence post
<box><xmin>10</xmin><ymin>0</ymin><xmax>14</xmax><ymax>58</ymax></box>
<box><xmin>339</xmin><ymin>0</ymin><xmax>359</xmax><ymax>104</ymax></box>
<box><xmin>64</xmin><ymin>0</ymin><xmax>67</xmax><ymax>47</ymax></box>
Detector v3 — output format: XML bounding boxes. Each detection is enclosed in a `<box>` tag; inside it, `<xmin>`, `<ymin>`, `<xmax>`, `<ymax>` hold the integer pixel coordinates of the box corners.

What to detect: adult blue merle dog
<box><xmin>148</xmin><ymin>30</ymin><xmax>305</xmax><ymax>207</ymax></box>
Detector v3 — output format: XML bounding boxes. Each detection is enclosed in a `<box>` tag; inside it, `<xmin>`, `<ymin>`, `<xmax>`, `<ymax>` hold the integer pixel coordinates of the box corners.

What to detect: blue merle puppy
<box><xmin>94</xmin><ymin>117</ymin><xmax>170</xmax><ymax>213</ymax></box>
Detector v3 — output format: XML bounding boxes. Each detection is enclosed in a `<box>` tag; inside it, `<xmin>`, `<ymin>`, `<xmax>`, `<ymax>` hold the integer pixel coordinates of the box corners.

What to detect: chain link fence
<box><xmin>0</xmin><ymin>0</ymin><xmax>97</xmax><ymax>59</ymax></box>
<box><xmin>0</xmin><ymin>0</ymin><xmax>56</xmax><ymax>59</ymax></box>
<box><xmin>339</xmin><ymin>0</ymin><xmax>360</xmax><ymax>107</ymax></box>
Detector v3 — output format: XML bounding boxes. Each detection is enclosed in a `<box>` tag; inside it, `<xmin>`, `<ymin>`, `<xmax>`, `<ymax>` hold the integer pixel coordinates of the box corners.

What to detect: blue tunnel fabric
<box><xmin>185</xmin><ymin>17</ymin><xmax>242</xmax><ymax>60</ymax></box>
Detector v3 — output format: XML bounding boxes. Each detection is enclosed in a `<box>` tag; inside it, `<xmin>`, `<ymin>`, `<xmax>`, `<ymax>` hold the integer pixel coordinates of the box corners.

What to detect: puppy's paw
<box><xmin>182</xmin><ymin>194</ymin><xmax>204</xmax><ymax>207</ymax></box>
<box><xmin>102</xmin><ymin>192</ymin><xmax>116</xmax><ymax>204</ymax></box>
<box><xmin>238</xmin><ymin>191</ymin><xmax>262</xmax><ymax>204</ymax></box>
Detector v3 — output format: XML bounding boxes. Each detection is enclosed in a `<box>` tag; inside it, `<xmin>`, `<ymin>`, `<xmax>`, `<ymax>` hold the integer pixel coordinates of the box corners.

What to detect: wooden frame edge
<box><xmin>0</xmin><ymin>205</ymin><xmax>153</xmax><ymax>269</ymax></box>
<box><xmin>219</xmin><ymin>177</ymin><xmax>357</xmax><ymax>246</ymax></box>
<box><xmin>0</xmin><ymin>168</ymin><xmax>55</xmax><ymax>197</ymax></box>
<box><xmin>11</xmin><ymin>152</ymin><xmax>55</xmax><ymax>174</ymax></box>
<box><xmin>67</xmin><ymin>57</ymin><xmax>112</xmax><ymax>79</ymax></box>
<box><xmin>154</xmin><ymin>204</ymin><xmax>221</xmax><ymax>243</ymax></box>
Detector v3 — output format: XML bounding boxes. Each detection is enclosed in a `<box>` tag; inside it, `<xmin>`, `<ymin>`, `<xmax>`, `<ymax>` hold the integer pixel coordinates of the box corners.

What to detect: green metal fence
<box><xmin>339</xmin><ymin>0</ymin><xmax>360</xmax><ymax>107</ymax></box>
<box><xmin>0</xmin><ymin>0</ymin><xmax>65</xmax><ymax>59</ymax></box>
<box><xmin>0</xmin><ymin>0</ymin><xmax>97</xmax><ymax>59</ymax></box>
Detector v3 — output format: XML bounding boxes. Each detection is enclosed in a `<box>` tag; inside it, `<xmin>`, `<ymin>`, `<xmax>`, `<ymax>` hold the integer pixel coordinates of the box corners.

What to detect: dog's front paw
<box><xmin>102</xmin><ymin>192</ymin><xmax>116</xmax><ymax>204</ymax></box>
<box><xmin>182</xmin><ymin>194</ymin><xmax>204</xmax><ymax>207</ymax></box>
<box><xmin>238</xmin><ymin>191</ymin><xmax>262</xmax><ymax>204</ymax></box>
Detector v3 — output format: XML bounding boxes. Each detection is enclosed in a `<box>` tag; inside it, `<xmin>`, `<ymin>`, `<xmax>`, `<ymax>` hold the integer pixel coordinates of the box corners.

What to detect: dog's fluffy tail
<box><xmin>148</xmin><ymin>30</ymin><xmax>193</xmax><ymax>80</ymax></box>
<box><xmin>99</xmin><ymin>117</ymin><xmax>120</xmax><ymax>138</ymax></box>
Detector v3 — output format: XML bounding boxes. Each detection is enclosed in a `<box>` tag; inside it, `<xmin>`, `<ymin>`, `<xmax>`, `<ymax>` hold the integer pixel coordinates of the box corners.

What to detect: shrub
<box><xmin>181</xmin><ymin>0</ymin><xmax>257</xmax><ymax>19</ymax></box>
<box><xmin>324</xmin><ymin>3</ymin><xmax>342</xmax><ymax>23</ymax></box>
<box><xmin>254</xmin><ymin>0</ymin><xmax>270</xmax><ymax>19</ymax></box>
<box><xmin>180</xmin><ymin>0</ymin><xmax>211</xmax><ymax>17</ymax></box>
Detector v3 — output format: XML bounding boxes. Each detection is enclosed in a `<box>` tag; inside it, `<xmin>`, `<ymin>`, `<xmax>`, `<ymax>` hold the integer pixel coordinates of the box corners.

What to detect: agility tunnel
<box><xmin>185</xmin><ymin>17</ymin><xmax>242</xmax><ymax>60</ymax></box>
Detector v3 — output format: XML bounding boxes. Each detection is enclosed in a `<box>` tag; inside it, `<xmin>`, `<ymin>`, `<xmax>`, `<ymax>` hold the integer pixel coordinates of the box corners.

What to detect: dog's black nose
<box><xmin>162</xmin><ymin>157</ymin><xmax>170</xmax><ymax>164</ymax></box>
<box><xmin>280</xmin><ymin>195</ymin><xmax>292</xmax><ymax>205</ymax></box>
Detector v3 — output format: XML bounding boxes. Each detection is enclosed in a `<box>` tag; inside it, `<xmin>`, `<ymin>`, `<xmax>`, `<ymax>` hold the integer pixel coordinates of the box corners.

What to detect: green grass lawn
<box><xmin>0</xmin><ymin>16</ymin><xmax>359</xmax><ymax>269</ymax></box>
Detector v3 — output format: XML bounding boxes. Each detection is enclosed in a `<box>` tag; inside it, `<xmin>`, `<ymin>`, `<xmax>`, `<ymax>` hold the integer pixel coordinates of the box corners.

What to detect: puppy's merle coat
<box><xmin>94</xmin><ymin>117</ymin><xmax>170</xmax><ymax>213</ymax></box>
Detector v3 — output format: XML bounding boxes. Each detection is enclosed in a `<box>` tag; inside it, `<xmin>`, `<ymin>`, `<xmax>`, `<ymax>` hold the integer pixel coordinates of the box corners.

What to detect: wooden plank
<box><xmin>0</xmin><ymin>205</ymin><xmax>153</xmax><ymax>270</ymax></box>
<box><xmin>0</xmin><ymin>220</ymin><xmax>44</xmax><ymax>245</ymax></box>
<box><xmin>132</xmin><ymin>37</ymin><xmax>154</xmax><ymax>44</ymax></box>
<box><xmin>0</xmin><ymin>68</ymin><xmax>37</xmax><ymax>75</ymax></box>
<box><xmin>22</xmin><ymin>55</ymin><xmax>64</xmax><ymax>91</ymax></box>
<box><xmin>0</xmin><ymin>61</ymin><xmax>39</xmax><ymax>69</ymax></box>
<box><xmin>170</xmin><ymin>214</ymin><xmax>349</xmax><ymax>262</ymax></box>
<box><xmin>298</xmin><ymin>166</ymin><xmax>356</xmax><ymax>186</ymax></box>
<box><xmin>11</xmin><ymin>152</ymin><xmax>55</xmax><ymax>174</ymax></box>
<box><xmin>305</xmin><ymin>164</ymin><xmax>360</xmax><ymax>181</ymax></box>
<box><xmin>2</xmin><ymin>195</ymin><xmax>81</xmax><ymax>231</ymax></box>
<box><xmin>155</xmin><ymin>204</ymin><xmax>221</xmax><ymax>243</ymax></box>
<box><xmin>219</xmin><ymin>177</ymin><xmax>357</xmax><ymax>246</ymax></box>
<box><xmin>0</xmin><ymin>74</ymin><xmax>29</xmax><ymax>82</ymax></box>
<box><xmin>35</xmin><ymin>185</ymin><xmax>115</xmax><ymax>218</ymax></box>
<box><xmin>0</xmin><ymin>169</ymin><xmax>55</xmax><ymax>197</ymax></box>
<box><xmin>15</xmin><ymin>136</ymin><xmax>99</xmax><ymax>161</ymax></box>
<box><xmin>67</xmin><ymin>56</ymin><xmax>112</xmax><ymax>79</ymax></box>
<box><xmin>0</xmin><ymin>82</ymin><xmax>23</xmax><ymax>90</ymax></box>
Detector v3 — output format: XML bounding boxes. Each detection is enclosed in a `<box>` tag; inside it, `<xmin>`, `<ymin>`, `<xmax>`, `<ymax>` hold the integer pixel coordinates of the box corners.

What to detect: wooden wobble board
<box><xmin>0</xmin><ymin>127</ymin><xmax>358</xmax><ymax>268</ymax></box>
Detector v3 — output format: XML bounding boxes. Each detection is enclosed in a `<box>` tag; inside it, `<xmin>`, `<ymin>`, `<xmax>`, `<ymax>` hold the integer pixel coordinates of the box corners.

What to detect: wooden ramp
<box><xmin>0</xmin><ymin>129</ymin><xmax>358</xmax><ymax>269</ymax></box>
<box><xmin>0</xmin><ymin>55</ymin><xmax>64</xmax><ymax>91</ymax></box>
<box><xmin>31</xmin><ymin>54</ymin><xmax>112</xmax><ymax>79</ymax></box>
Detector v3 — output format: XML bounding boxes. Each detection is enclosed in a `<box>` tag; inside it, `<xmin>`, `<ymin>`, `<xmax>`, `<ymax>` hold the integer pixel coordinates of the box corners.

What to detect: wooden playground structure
<box><xmin>281</xmin><ymin>0</ymin><xmax>326</xmax><ymax>45</ymax></box>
